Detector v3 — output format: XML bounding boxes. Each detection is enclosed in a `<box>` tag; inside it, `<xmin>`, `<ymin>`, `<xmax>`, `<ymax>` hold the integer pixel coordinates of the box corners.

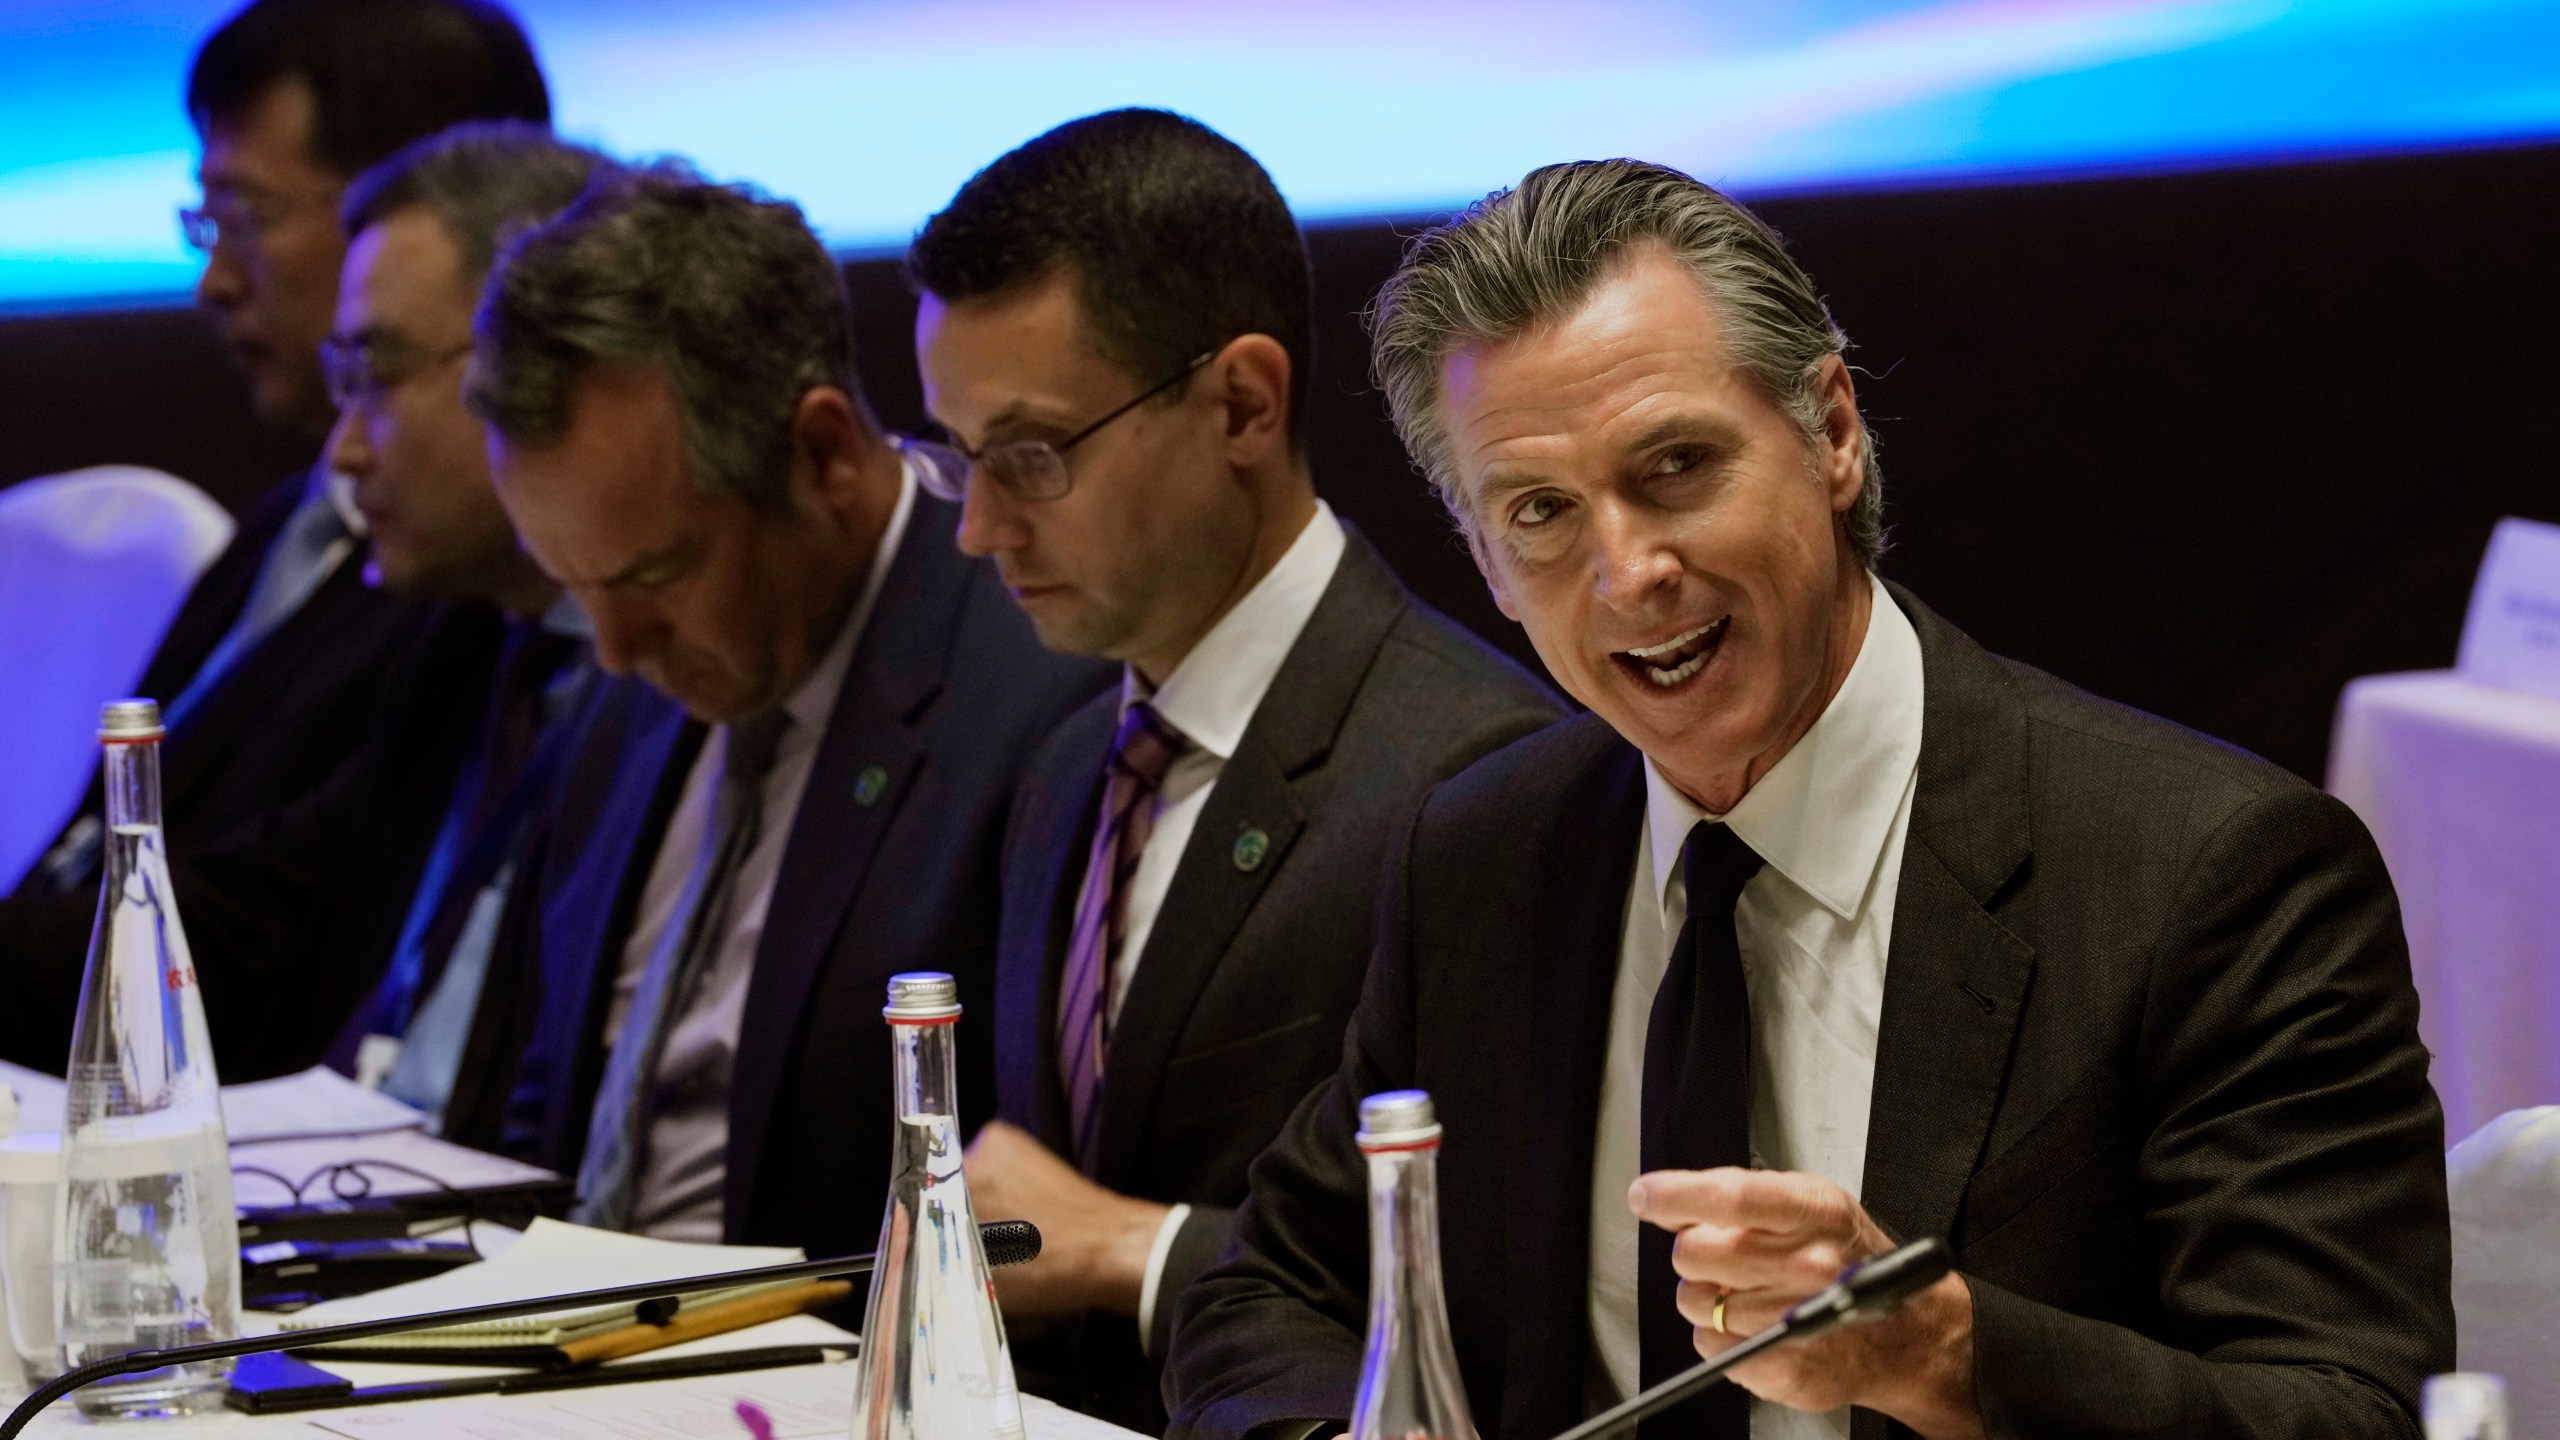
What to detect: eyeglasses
<box><xmin>179</xmin><ymin>186</ymin><xmax>340</xmax><ymax>255</ymax></box>
<box><xmin>321</xmin><ymin>335</ymin><xmax>474</xmax><ymax>413</ymax></box>
<box><xmin>914</xmin><ymin>349</ymin><xmax>1215</xmax><ymax>504</ymax></box>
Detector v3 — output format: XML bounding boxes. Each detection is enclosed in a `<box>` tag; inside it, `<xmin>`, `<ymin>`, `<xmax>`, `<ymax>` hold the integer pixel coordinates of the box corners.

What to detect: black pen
<box><xmin>227</xmin><ymin>1341</ymin><xmax>852</xmax><ymax>1414</ymax></box>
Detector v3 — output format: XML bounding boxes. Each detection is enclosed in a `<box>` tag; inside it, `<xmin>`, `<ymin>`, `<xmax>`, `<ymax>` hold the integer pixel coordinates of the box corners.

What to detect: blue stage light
<box><xmin>1</xmin><ymin>0</ymin><xmax>2555</xmax><ymax>311</ymax></box>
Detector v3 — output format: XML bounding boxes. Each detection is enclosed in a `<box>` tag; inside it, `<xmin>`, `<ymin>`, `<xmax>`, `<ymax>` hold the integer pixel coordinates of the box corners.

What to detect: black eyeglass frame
<box><xmin>915</xmin><ymin>348</ymin><xmax>1217</xmax><ymax>504</ymax></box>
<box><xmin>178</xmin><ymin>185</ymin><xmax>343</xmax><ymax>256</ymax></box>
<box><xmin>320</xmin><ymin>335</ymin><xmax>475</xmax><ymax>413</ymax></box>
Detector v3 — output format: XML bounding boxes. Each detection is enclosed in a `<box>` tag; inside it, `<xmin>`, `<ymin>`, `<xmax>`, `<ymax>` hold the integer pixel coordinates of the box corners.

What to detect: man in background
<box><xmin>0</xmin><ymin>0</ymin><xmax>553</xmax><ymax>1074</ymax></box>
<box><xmin>265</xmin><ymin>123</ymin><xmax>619</xmax><ymax>1124</ymax></box>
<box><xmin>462</xmin><ymin>166</ymin><xmax>1111</xmax><ymax>1256</ymax></box>
<box><xmin>909</xmin><ymin>108</ymin><xmax>1560</xmax><ymax>1431</ymax></box>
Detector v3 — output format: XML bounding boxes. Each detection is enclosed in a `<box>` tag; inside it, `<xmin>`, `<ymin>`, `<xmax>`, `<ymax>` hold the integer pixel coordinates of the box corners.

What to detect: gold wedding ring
<box><xmin>1710</xmin><ymin>1290</ymin><xmax>1731</xmax><ymax>1336</ymax></box>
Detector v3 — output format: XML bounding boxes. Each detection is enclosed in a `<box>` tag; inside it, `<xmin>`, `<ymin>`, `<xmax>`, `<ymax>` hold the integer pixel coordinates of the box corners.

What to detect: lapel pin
<box><xmin>853</xmin><ymin>764</ymin><xmax>890</xmax><ymax>807</ymax></box>
<box><xmin>1232</xmin><ymin>826</ymin><xmax>1270</xmax><ymax>873</ymax></box>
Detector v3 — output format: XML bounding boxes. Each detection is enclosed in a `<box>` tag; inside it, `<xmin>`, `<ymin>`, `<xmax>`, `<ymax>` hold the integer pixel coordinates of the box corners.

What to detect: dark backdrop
<box><xmin>8</xmin><ymin>141</ymin><xmax>2556</xmax><ymax>780</ymax></box>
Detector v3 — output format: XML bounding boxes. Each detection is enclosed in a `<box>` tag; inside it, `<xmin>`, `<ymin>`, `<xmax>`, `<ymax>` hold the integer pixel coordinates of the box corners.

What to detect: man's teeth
<box><xmin>1624</xmin><ymin>617</ymin><xmax>1727</xmax><ymax>686</ymax></box>
<box><xmin>1643</xmin><ymin>652</ymin><xmax>1707</xmax><ymax>686</ymax></box>
<box><xmin>1625</xmin><ymin>622</ymin><xmax>1714</xmax><ymax>660</ymax></box>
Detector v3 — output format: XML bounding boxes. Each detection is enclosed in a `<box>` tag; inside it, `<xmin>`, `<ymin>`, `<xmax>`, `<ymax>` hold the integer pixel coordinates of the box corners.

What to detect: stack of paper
<box><xmin>0</xmin><ymin>1061</ymin><xmax>426</xmax><ymax>1142</ymax></box>
<box><xmin>279</xmin><ymin>1219</ymin><xmax>804</xmax><ymax>1351</ymax></box>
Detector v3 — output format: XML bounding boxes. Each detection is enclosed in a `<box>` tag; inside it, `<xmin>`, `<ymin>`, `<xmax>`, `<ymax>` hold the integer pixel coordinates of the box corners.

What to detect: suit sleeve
<box><xmin>1967</xmin><ymin>787</ymin><xmax>2449</xmax><ymax>1439</ymax></box>
<box><xmin>1162</xmin><ymin>809</ymin><xmax>1437</xmax><ymax>1440</ymax></box>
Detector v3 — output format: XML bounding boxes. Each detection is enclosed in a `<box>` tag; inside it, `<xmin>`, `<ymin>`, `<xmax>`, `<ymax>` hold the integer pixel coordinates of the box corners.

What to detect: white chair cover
<box><xmin>2448</xmin><ymin>1107</ymin><xmax>2560</xmax><ymax>1426</ymax></box>
<box><xmin>0</xmin><ymin>467</ymin><xmax>234</xmax><ymax>891</ymax></box>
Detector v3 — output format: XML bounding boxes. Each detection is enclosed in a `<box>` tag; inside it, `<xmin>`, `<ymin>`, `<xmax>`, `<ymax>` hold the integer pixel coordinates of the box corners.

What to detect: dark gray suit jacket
<box><xmin>462</xmin><ymin>493</ymin><xmax>1112</xmax><ymax>1262</ymax></box>
<box><xmin>1167</xmin><ymin>584</ymin><xmax>2451</xmax><ymax>1440</ymax></box>
<box><xmin>0</xmin><ymin>471</ymin><xmax>478</xmax><ymax>1079</ymax></box>
<box><xmin>994</xmin><ymin>530</ymin><xmax>1562</xmax><ymax>1431</ymax></box>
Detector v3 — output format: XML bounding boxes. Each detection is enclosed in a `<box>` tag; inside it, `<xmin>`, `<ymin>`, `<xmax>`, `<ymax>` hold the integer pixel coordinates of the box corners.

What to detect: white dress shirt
<box><xmin>1587</xmin><ymin>574</ymin><xmax>1923</xmax><ymax>1439</ymax></box>
<box><xmin>1097</xmin><ymin>498</ymin><xmax>1346</xmax><ymax>1342</ymax></box>
<box><xmin>607</xmin><ymin>457</ymin><xmax>918</xmax><ymax>1242</ymax></box>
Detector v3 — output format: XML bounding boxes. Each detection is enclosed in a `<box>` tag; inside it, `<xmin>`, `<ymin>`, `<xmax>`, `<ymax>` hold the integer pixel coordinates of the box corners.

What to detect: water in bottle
<box><xmin>54</xmin><ymin>699</ymin><xmax>240</xmax><ymax>1417</ymax></box>
<box><xmin>849</xmin><ymin>972</ymin><xmax>1022</xmax><ymax>1440</ymax></box>
<box><xmin>2423</xmin><ymin>1373</ymin><xmax>2511</xmax><ymax>1440</ymax></box>
<box><xmin>1351</xmin><ymin>1090</ymin><xmax>1478</xmax><ymax>1440</ymax></box>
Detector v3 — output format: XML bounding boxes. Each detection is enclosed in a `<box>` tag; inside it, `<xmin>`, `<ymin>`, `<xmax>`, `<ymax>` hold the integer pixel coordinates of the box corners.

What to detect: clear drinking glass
<box><xmin>849</xmin><ymin>973</ymin><xmax>1023</xmax><ymax>1440</ymax></box>
<box><xmin>1351</xmin><ymin>1090</ymin><xmax>1479</xmax><ymax>1440</ymax></box>
<box><xmin>2423</xmin><ymin>1373</ymin><xmax>2512</xmax><ymax>1440</ymax></box>
<box><xmin>53</xmin><ymin>700</ymin><xmax>240</xmax><ymax>1417</ymax></box>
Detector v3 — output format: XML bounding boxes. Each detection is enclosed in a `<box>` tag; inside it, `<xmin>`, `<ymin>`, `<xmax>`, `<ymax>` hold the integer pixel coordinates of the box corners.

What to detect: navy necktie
<box><xmin>1637</xmin><ymin>820</ymin><xmax>1764</xmax><ymax>1440</ymax></box>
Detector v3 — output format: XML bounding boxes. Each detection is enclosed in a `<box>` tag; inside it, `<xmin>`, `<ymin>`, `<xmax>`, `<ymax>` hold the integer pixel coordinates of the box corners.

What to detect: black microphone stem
<box><xmin>0</xmin><ymin>1218</ymin><xmax>1041</xmax><ymax>1438</ymax></box>
<box><xmin>1549</xmin><ymin>1237</ymin><xmax>1952</xmax><ymax>1440</ymax></box>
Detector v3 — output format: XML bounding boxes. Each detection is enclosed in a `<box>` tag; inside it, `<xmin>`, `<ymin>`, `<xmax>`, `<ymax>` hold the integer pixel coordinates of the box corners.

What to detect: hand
<box><xmin>1629</xmin><ymin>1167</ymin><xmax>1982</xmax><ymax>1440</ymax></box>
<box><xmin>962</xmin><ymin>1120</ymin><xmax>1172</xmax><ymax>1320</ymax></box>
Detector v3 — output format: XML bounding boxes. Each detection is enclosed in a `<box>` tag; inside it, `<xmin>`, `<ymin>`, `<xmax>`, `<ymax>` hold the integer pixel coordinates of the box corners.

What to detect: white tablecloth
<box><xmin>2330</xmin><ymin>670</ymin><xmax>2560</xmax><ymax>1140</ymax></box>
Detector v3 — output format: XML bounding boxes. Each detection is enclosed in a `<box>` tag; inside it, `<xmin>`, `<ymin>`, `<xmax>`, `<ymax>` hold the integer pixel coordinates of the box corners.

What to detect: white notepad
<box><xmin>278</xmin><ymin>1218</ymin><xmax>804</xmax><ymax>1349</ymax></box>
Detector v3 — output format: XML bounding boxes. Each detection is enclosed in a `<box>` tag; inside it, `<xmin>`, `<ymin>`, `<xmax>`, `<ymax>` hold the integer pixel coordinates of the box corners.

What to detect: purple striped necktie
<box><xmin>1058</xmin><ymin>702</ymin><xmax>1187</xmax><ymax>1172</ymax></box>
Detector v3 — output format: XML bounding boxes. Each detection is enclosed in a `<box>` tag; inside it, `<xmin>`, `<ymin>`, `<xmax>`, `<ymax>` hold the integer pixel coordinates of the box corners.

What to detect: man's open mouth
<box><xmin>1615</xmin><ymin>615</ymin><xmax>1730</xmax><ymax>688</ymax></box>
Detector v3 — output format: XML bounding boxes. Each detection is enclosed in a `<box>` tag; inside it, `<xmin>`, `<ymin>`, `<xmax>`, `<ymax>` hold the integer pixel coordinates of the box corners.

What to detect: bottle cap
<box><xmin>98</xmin><ymin>699</ymin><xmax>164</xmax><ymax>744</ymax></box>
<box><xmin>1357</xmin><ymin>1090</ymin><xmax>1442</xmax><ymax>1150</ymax></box>
<box><xmin>883</xmin><ymin>972</ymin><xmax>961</xmax><ymax>1022</ymax></box>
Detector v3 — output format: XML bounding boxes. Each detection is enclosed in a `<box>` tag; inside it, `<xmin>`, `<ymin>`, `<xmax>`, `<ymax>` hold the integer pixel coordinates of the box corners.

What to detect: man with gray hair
<box><xmin>1168</xmin><ymin>160</ymin><xmax>2449</xmax><ymax>1439</ymax></box>
<box><xmin>461</xmin><ymin>165</ymin><xmax>1110</xmax><ymax>1259</ymax></box>
<box><xmin>312</xmin><ymin>121</ymin><xmax>614</xmax><ymax>1129</ymax></box>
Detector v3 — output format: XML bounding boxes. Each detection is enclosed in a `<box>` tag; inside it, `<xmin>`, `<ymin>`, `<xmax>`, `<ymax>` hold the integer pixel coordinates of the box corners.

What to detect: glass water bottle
<box><xmin>2423</xmin><ymin>1374</ymin><xmax>2512</xmax><ymax>1440</ymax></box>
<box><xmin>1351</xmin><ymin>1090</ymin><xmax>1478</xmax><ymax>1440</ymax></box>
<box><xmin>54</xmin><ymin>699</ymin><xmax>240</xmax><ymax>1417</ymax></box>
<box><xmin>849</xmin><ymin>973</ymin><xmax>1023</xmax><ymax>1440</ymax></box>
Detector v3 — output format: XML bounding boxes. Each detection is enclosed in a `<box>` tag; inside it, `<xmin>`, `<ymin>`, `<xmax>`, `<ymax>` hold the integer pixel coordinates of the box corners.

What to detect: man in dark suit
<box><xmin>457</xmin><ymin>165</ymin><xmax>1111</xmax><ymax>1261</ymax></box>
<box><xmin>281</xmin><ymin>123</ymin><xmax>623</xmax><ymax>1114</ymax></box>
<box><xmin>908</xmin><ymin>109</ymin><xmax>1563</xmax><ymax>1431</ymax></box>
<box><xmin>1167</xmin><ymin>162</ymin><xmax>2450</xmax><ymax>1440</ymax></box>
<box><xmin>0</xmin><ymin>0</ymin><xmax>553</xmax><ymax>1075</ymax></box>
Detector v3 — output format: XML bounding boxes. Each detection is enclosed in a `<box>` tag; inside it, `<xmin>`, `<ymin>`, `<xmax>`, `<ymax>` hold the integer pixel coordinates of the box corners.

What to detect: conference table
<box><xmin>2330</xmin><ymin>668</ymin><xmax>2560</xmax><ymax>1143</ymax></box>
<box><xmin>0</xmin><ymin>1062</ymin><xmax>1145</xmax><ymax>1440</ymax></box>
<box><xmin>4</xmin><ymin>1341</ymin><xmax>1142</xmax><ymax>1439</ymax></box>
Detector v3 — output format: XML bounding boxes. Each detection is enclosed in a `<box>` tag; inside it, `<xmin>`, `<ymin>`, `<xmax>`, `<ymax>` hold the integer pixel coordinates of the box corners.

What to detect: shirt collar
<box><xmin>538</xmin><ymin>590</ymin><xmax>593</xmax><ymax>641</ymax></box>
<box><xmin>1119</xmin><ymin>500</ymin><xmax>1347</xmax><ymax>760</ymax></box>
<box><xmin>1645</xmin><ymin>573</ymin><xmax>1924</xmax><ymax>921</ymax></box>
<box><xmin>773</xmin><ymin>451</ymin><xmax>918</xmax><ymax>737</ymax></box>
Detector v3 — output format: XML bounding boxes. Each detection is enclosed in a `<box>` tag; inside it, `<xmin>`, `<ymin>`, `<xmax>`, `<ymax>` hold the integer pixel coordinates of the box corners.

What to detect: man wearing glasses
<box><xmin>909</xmin><ymin>108</ymin><xmax>1561</xmax><ymax>1432</ymax></box>
<box><xmin>0</xmin><ymin>0</ymin><xmax>551</xmax><ymax>1075</ymax></box>
<box><xmin>289</xmin><ymin>123</ymin><xmax>621</xmax><ymax>1134</ymax></box>
<box><xmin>462</xmin><ymin>164</ymin><xmax>1111</xmax><ymax>1261</ymax></box>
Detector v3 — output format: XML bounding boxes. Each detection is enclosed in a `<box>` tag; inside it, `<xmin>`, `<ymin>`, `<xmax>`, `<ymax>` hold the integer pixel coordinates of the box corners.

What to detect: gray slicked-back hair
<box><xmin>466</xmin><ymin>160</ymin><xmax>869</xmax><ymax>509</ymax></box>
<box><xmin>1369</xmin><ymin>159</ymin><xmax>1885</xmax><ymax>565</ymax></box>
<box><xmin>341</xmin><ymin>121</ymin><xmax>613</xmax><ymax>289</ymax></box>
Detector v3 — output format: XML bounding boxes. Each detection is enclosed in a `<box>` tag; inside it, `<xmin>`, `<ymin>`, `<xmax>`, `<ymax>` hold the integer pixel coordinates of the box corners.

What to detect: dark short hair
<box><xmin>907</xmin><ymin>108</ymin><xmax>1313</xmax><ymax>442</ymax></box>
<box><xmin>341</xmin><ymin>122</ymin><xmax>613</xmax><ymax>288</ymax></box>
<box><xmin>187</xmin><ymin>0</ymin><xmax>550</xmax><ymax>178</ymax></box>
<box><xmin>466</xmin><ymin>163</ymin><xmax>869</xmax><ymax>510</ymax></box>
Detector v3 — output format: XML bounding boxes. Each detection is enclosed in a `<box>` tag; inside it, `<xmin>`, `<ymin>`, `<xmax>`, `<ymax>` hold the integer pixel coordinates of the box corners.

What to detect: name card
<box><xmin>2459</xmin><ymin>517</ymin><xmax>2560</xmax><ymax>700</ymax></box>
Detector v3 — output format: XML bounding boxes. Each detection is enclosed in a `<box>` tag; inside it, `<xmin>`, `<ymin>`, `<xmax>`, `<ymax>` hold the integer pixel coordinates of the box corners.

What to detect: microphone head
<box><xmin>982</xmin><ymin>1219</ymin><xmax>1042</xmax><ymax>1268</ymax></box>
<box><xmin>1836</xmin><ymin>1237</ymin><xmax>1951</xmax><ymax>1320</ymax></box>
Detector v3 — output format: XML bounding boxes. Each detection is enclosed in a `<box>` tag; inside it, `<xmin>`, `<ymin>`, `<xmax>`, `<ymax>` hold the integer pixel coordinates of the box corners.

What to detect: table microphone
<box><xmin>1549</xmin><ymin>1236</ymin><xmax>1952</xmax><ymax>1440</ymax></box>
<box><xmin>0</xmin><ymin>1218</ymin><xmax>1041</xmax><ymax>1438</ymax></box>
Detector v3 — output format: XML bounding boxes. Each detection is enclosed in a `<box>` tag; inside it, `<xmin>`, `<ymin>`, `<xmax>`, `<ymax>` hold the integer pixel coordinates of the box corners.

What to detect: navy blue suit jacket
<box><xmin>460</xmin><ymin>494</ymin><xmax>1112</xmax><ymax>1258</ymax></box>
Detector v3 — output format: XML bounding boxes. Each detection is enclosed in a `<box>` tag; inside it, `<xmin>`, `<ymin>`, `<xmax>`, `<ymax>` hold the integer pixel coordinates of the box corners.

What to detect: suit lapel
<box><xmin>997</xmin><ymin>697</ymin><xmax>1115</xmax><ymax>1154</ymax></box>
<box><xmin>158</xmin><ymin>543</ymin><xmax>375</xmax><ymax>814</ymax></box>
<box><xmin>724</xmin><ymin>499</ymin><xmax>965</xmax><ymax>1222</ymax></box>
<box><xmin>535</xmin><ymin>682</ymin><xmax>702</xmax><ymax>1164</ymax></box>
<box><xmin>1500</xmin><ymin>724</ymin><xmax>1646</xmax><ymax>1440</ymax></box>
<box><xmin>1858</xmin><ymin>585</ymin><xmax>2037</xmax><ymax>1251</ymax></box>
<box><xmin>1089</xmin><ymin>535</ymin><xmax>1409</xmax><ymax>1187</ymax></box>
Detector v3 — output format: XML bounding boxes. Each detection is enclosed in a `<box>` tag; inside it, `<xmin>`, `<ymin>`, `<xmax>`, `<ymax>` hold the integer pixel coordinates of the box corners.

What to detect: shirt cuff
<box><xmin>1135</xmin><ymin>1202</ymin><xmax>1194</xmax><ymax>1357</ymax></box>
